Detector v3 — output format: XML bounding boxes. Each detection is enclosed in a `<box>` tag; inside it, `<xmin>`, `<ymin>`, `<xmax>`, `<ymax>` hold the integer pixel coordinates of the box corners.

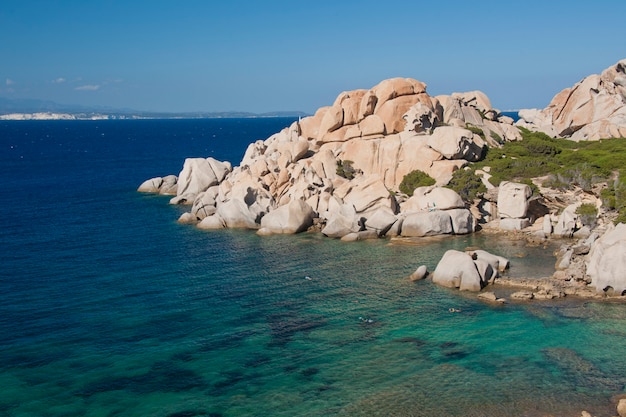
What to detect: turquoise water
<box><xmin>1</xmin><ymin>120</ymin><xmax>625</xmax><ymax>416</ymax></box>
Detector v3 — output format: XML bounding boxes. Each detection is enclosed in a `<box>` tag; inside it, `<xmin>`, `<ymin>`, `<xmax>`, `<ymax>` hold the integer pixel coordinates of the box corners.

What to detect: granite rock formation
<box><xmin>518</xmin><ymin>59</ymin><xmax>626</xmax><ymax>141</ymax></box>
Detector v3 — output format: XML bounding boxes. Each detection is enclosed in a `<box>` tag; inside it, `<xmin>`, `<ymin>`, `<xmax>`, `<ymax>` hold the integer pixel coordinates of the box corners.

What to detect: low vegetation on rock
<box><xmin>460</xmin><ymin>127</ymin><xmax>626</xmax><ymax>223</ymax></box>
<box><xmin>399</xmin><ymin>170</ymin><xmax>436</xmax><ymax>196</ymax></box>
<box><xmin>445</xmin><ymin>168</ymin><xmax>486</xmax><ymax>202</ymax></box>
<box><xmin>336</xmin><ymin>159</ymin><xmax>358</xmax><ymax>180</ymax></box>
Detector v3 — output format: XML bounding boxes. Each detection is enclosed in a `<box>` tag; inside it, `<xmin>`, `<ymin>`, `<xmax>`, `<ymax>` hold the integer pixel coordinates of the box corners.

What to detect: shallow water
<box><xmin>1</xmin><ymin>119</ymin><xmax>625</xmax><ymax>417</ymax></box>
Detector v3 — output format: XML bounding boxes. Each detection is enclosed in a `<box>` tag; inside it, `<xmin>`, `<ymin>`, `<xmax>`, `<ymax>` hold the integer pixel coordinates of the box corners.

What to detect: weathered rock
<box><xmin>137</xmin><ymin>177</ymin><xmax>163</xmax><ymax>193</ymax></box>
<box><xmin>403</xmin><ymin>102</ymin><xmax>439</xmax><ymax>134</ymax></box>
<box><xmin>542</xmin><ymin>214</ymin><xmax>553</xmax><ymax>235</ymax></box>
<box><xmin>499</xmin><ymin>218</ymin><xmax>530</xmax><ymax>231</ymax></box>
<box><xmin>177</xmin><ymin>212</ymin><xmax>196</xmax><ymax>224</ymax></box>
<box><xmin>340</xmin><ymin>230</ymin><xmax>379</xmax><ymax>242</ymax></box>
<box><xmin>321</xmin><ymin>203</ymin><xmax>360</xmax><ymax>238</ymax></box>
<box><xmin>469</xmin><ymin>249</ymin><xmax>510</xmax><ymax>273</ymax></box>
<box><xmin>427</xmin><ymin>126</ymin><xmax>485</xmax><ymax>161</ymax></box>
<box><xmin>587</xmin><ymin>223</ymin><xmax>626</xmax><ymax>295</ymax></box>
<box><xmin>409</xmin><ymin>265</ymin><xmax>428</xmax><ymax>281</ymax></box>
<box><xmin>401</xmin><ymin>186</ymin><xmax>465</xmax><ymax>213</ymax></box>
<box><xmin>448</xmin><ymin>208</ymin><xmax>474</xmax><ymax>234</ymax></box>
<box><xmin>174</xmin><ymin>157</ymin><xmax>232</xmax><ymax>204</ymax></box>
<box><xmin>216</xmin><ymin>199</ymin><xmax>260</xmax><ymax>229</ymax></box>
<box><xmin>553</xmin><ymin>203</ymin><xmax>580</xmax><ymax>238</ymax></box>
<box><xmin>497</xmin><ymin>181</ymin><xmax>532</xmax><ymax>219</ymax></box>
<box><xmin>191</xmin><ymin>187</ymin><xmax>219</xmax><ymax>220</ymax></box>
<box><xmin>477</xmin><ymin>291</ymin><xmax>505</xmax><ymax>303</ymax></box>
<box><xmin>474</xmin><ymin>259</ymin><xmax>496</xmax><ymax>284</ymax></box>
<box><xmin>518</xmin><ymin>59</ymin><xmax>626</xmax><ymax>141</ymax></box>
<box><xmin>158</xmin><ymin>175</ymin><xmax>179</xmax><ymax>195</ymax></box>
<box><xmin>401</xmin><ymin>211</ymin><xmax>453</xmax><ymax>237</ymax></box>
<box><xmin>364</xmin><ymin>208</ymin><xmax>398</xmax><ymax>236</ymax></box>
<box><xmin>197</xmin><ymin>214</ymin><xmax>225</xmax><ymax>230</ymax></box>
<box><xmin>335</xmin><ymin>174</ymin><xmax>396</xmax><ymax>217</ymax></box>
<box><xmin>432</xmin><ymin>250</ymin><xmax>483</xmax><ymax>291</ymax></box>
<box><xmin>555</xmin><ymin>248</ymin><xmax>573</xmax><ymax>270</ymax></box>
<box><xmin>617</xmin><ymin>398</ymin><xmax>626</xmax><ymax>417</ymax></box>
<box><xmin>138</xmin><ymin>175</ymin><xmax>179</xmax><ymax>195</ymax></box>
<box><xmin>259</xmin><ymin>200</ymin><xmax>314</xmax><ymax>234</ymax></box>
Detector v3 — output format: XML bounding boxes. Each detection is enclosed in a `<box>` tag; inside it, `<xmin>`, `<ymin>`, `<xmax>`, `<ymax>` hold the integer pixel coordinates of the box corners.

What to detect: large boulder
<box><xmin>432</xmin><ymin>250</ymin><xmax>483</xmax><ymax>291</ymax></box>
<box><xmin>364</xmin><ymin>208</ymin><xmax>398</xmax><ymax>236</ymax></box>
<box><xmin>401</xmin><ymin>211</ymin><xmax>453</xmax><ymax>237</ymax></box>
<box><xmin>137</xmin><ymin>177</ymin><xmax>163</xmax><ymax>193</ymax></box>
<box><xmin>216</xmin><ymin>199</ymin><xmax>259</xmax><ymax>229</ymax></box>
<box><xmin>448</xmin><ymin>208</ymin><xmax>474</xmax><ymax>234</ymax></box>
<box><xmin>333</xmin><ymin>174</ymin><xmax>397</xmax><ymax>219</ymax></box>
<box><xmin>553</xmin><ymin>203</ymin><xmax>580</xmax><ymax>237</ymax></box>
<box><xmin>467</xmin><ymin>249</ymin><xmax>510</xmax><ymax>273</ymax></box>
<box><xmin>497</xmin><ymin>181</ymin><xmax>532</xmax><ymax>219</ymax></box>
<box><xmin>427</xmin><ymin>126</ymin><xmax>485</xmax><ymax>162</ymax></box>
<box><xmin>587</xmin><ymin>223</ymin><xmax>626</xmax><ymax>294</ymax></box>
<box><xmin>321</xmin><ymin>203</ymin><xmax>360</xmax><ymax>238</ymax></box>
<box><xmin>191</xmin><ymin>186</ymin><xmax>219</xmax><ymax>220</ymax></box>
<box><xmin>173</xmin><ymin>157</ymin><xmax>232</xmax><ymax>204</ymax></box>
<box><xmin>137</xmin><ymin>175</ymin><xmax>178</xmax><ymax>195</ymax></box>
<box><xmin>401</xmin><ymin>186</ymin><xmax>465</xmax><ymax>213</ymax></box>
<box><xmin>403</xmin><ymin>102</ymin><xmax>440</xmax><ymax>134</ymax></box>
<box><xmin>259</xmin><ymin>200</ymin><xmax>315</xmax><ymax>234</ymax></box>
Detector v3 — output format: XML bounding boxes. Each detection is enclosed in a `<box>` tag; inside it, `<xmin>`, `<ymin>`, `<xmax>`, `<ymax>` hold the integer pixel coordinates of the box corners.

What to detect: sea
<box><xmin>1</xmin><ymin>118</ymin><xmax>625</xmax><ymax>417</ymax></box>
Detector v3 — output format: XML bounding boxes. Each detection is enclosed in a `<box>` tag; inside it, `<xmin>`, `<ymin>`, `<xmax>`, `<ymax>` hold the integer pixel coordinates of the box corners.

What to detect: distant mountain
<box><xmin>0</xmin><ymin>97</ymin><xmax>309</xmax><ymax>119</ymax></box>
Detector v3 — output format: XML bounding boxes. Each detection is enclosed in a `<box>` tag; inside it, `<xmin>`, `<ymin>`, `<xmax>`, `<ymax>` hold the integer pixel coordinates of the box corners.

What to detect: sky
<box><xmin>1</xmin><ymin>0</ymin><xmax>625</xmax><ymax>114</ymax></box>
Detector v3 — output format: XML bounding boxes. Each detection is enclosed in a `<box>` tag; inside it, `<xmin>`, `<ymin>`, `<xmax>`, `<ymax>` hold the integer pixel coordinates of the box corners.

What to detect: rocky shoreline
<box><xmin>139</xmin><ymin>59</ymin><xmax>626</xmax><ymax>301</ymax></box>
<box><xmin>138</xmin><ymin>60</ymin><xmax>626</xmax><ymax>416</ymax></box>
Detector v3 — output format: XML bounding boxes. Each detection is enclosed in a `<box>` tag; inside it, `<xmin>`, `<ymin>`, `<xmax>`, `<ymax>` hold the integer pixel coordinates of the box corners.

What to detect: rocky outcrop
<box><xmin>141</xmin><ymin>77</ymin><xmax>517</xmax><ymax>238</ymax></box>
<box><xmin>137</xmin><ymin>175</ymin><xmax>178</xmax><ymax>195</ymax></box>
<box><xmin>170</xmin><ymin>157</ymin><xmax>232</xmax><ymax>204</ymax></box>
<box><xmin>518</xmin><ymin>59</ymin><xmax>626</xmax><ymax>141</ymax></box>
<box><xmin>258</xmin><ymin>199</ymin><xmax>315</xmax><ymax>235</ymax></box>
<box><xmin>431</xmin><ymin>249</ymin><xmax>508</xmax><ymax>292</ymax></box>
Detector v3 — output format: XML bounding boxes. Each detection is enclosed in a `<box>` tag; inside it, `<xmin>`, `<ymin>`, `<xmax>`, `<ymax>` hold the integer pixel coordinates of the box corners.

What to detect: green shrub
<box><xmin>542</xmin><ymin>174</ymin><xmax>569</xmax><ymax>190</ymax></box>
<box><xmin>576</xmin><ymin>203</ymin><xmax>598</xmax><ymax>227</ymax></box>
<box><xmin>445</xmin><ymin>169</ymin><xmax>486</xmax><ymax>202</ymax></box>
<box><xmin>336</xmin><ymin>159</ymin><xmax>357</xmax><ymax>180</ymax></box>
<box><xmin>490</xmin><ymin>131</ymin><xmax>503</xmax><ymax>144</ymax></box>
<box><xmin>399</xmin><ymin>170</ymin><xmax>436</xmax><ymax>196</ymax></box>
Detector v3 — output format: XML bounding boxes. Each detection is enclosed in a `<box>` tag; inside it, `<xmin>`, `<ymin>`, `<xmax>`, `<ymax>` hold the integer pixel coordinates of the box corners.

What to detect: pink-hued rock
<box><xmin>427</xmin><ymin>126</ymin><xmax>486</xmax><ymax>162</ymax></box>
<box><xmin>518</xmin><ymin>59</ymin><xmax>626</xmax><ymax>141</ymax></box>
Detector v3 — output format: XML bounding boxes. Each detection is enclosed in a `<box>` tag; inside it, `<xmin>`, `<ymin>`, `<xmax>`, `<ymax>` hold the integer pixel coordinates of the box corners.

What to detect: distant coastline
<box><xmin>0</xmin><ymin>111</ymin><xmax>309</xmax><ymax>121</ymax></box>
<box><xmin>0</xmin><ymin>97</ymin><xmax>309</xmax><ymax>120</ymax></box>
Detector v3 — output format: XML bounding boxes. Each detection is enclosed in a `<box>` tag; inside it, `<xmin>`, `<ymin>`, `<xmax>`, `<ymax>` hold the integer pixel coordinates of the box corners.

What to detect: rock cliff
<box><xmin>518</xmin><ymin>59</ymin><xmax>626</xmax><ymax>141</ymax></box>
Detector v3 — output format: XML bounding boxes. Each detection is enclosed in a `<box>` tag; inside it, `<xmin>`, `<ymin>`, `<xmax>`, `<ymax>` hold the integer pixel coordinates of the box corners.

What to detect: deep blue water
<box><xmin>1</xmin><ymin>118</ymin><xmax>625</xmax><ymax>417</ymax></box>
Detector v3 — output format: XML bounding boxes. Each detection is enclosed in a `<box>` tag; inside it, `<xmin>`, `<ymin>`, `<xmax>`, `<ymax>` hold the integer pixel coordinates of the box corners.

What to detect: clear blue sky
<box><xmin>1</xmin><ymin>0</ymin><xmax>624</xmax><ymax>113</ymax></box>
